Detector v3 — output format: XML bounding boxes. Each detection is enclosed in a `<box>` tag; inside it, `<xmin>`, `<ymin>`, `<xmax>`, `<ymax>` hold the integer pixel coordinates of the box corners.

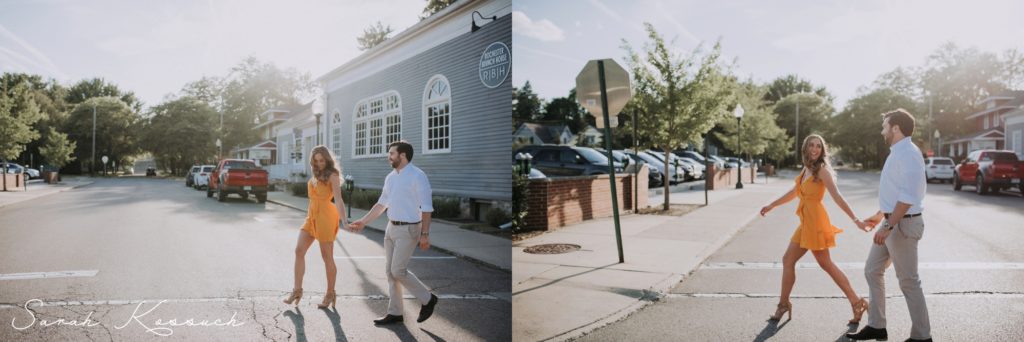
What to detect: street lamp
<box><xmin>734</xmin><ymin>104</ymin><xmax>745</xmax><ymax>189</ymax></box>
<box><xmin>312</xmin><ymin>94</ymin><xmax>324</xmax><ymax>146</ymax></box>
<box><xmin>216</xmin><ymin>139</ymin><xmax>222</xmax><ymax>160</ymax></box>
<box><xmin>934</xmin><ymin>130</ymin><xmax>942</xmax><ymax>157</ymax></box>
<box><xmin>343</xmin><ymin>174</ymin><xmax>354</xmax><ymax>218</ymax></box>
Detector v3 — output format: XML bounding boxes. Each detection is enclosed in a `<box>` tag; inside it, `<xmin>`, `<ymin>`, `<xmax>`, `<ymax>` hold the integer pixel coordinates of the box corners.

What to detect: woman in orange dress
<box><xmin>283</xmin><ymin>146</ymin><xmax>350</xmax><ymax>309</ymax></box>
<box><xmin>759</xmin><ymin>134</ymin><xmax>869</xmax><ymax>324</ymax></box>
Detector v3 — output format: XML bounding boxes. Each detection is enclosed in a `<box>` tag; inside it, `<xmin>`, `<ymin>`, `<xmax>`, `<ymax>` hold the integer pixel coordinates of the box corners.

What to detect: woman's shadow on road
<box><xmin>283</xmin><ymin>306</ymin><xmax>351</xmax><ymax>342</ymax></box>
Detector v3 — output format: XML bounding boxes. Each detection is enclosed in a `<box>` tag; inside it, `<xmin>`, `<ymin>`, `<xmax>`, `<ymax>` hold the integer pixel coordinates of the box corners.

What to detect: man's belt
<box><xmin>390</xmin><ymin>220</ymin><xmax>421</xmax><ymax>226</ymax></box>
<box><xmin>883</xmin><ymin>212</ymin><xmax>922</xmax><ymax>220</ymax></box>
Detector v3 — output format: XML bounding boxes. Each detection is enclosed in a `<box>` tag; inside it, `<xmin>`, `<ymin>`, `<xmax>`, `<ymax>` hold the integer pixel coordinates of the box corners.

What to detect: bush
<box><xmin>289</xmin><ymin>182</ymin><xmax>308</xmax><ymax>197</ymax></box>
<box><xmin>485</xmin><ymin>208</ymin><xmax>512</xmax><ymax>228</ymax></box>
<box><xmin>512</xmin><ymin>171</ymin><xmax>530</xmax><ymax>232</ymax></box>
<box><xmin>342</xmin><ymin>188</ymin><xmax>382</xmax><ymax>210</ymax></box>
<box><xmin>432</xmin><ymin>197</ymin><xmax>462</xmax><ymax>219</ymax></box>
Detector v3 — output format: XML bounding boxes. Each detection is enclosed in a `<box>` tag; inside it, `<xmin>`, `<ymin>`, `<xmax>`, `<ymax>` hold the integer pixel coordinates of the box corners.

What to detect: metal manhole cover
<box><xmin>523</xmin><ymin>243</ymin><xmax>581</xmax><ymax>254</ymax></box>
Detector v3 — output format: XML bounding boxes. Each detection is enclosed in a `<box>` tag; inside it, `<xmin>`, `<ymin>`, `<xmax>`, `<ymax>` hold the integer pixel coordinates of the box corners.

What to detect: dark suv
<box><xmin>516</xmin><ymin>145</ymin><xmax>623</xmax><ymax>177</ymax></box>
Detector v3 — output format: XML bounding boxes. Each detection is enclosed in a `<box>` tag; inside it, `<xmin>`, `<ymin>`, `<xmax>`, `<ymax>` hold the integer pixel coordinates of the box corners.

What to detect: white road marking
<box><xmin>334</xmin><ymin>256</ymin><xmax>457</xmax><ymax>260</ymax></box>
<box><xmin>253</xmin><ymin>217</ymin><xmax>264</xmax><ymax>222</ymax></box>
<box><xmin>0</xmin><ymin>270</ymin><xmax>99</xmax><ymax>281</ymax></box>
<box><xmin>664</xmin><ymin>292</ymin><xmax>1024</xmax><ymax>299</ymax></box>
<box><xmin>702</xmin><ymin>262</ymin><xmax>1024</xmax><ymax>270</ymax></box>
<box><xmin>0</xmin><ymin>293</ymin><xmax>509</xmax><ymax>309</ymax></box>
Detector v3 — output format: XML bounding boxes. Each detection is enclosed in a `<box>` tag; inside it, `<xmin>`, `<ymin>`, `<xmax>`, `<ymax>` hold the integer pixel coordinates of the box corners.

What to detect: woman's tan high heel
<box><xmin>283</xmin><ymin>288</ymin><xmax>303</xmax><ymax>305</ymax></box>
<box><xmin>769</xmin><ymin>301</ymin><xmax>792</xmax><ymax>321</ymax></box>
<box><xmin>318</xmin><ymin>291</ymin><xmax>337</xmax><ymax>309</ymax></box>
<box><xmin>848</xmin><ymin>298</ymin><xmax>868</xmax><ymax>324</ymax></box>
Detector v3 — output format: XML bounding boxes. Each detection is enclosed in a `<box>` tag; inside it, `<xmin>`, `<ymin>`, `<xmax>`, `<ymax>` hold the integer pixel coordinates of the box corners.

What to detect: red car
<box><xmin>207</xmin><ymin>159</ymin><xmax>269</xmax><ymax>203</ymax></box>
<box><xmin>953</xmin><ymin>150</ymin><xmax>1023</xmax><ymax>195</ymax></box>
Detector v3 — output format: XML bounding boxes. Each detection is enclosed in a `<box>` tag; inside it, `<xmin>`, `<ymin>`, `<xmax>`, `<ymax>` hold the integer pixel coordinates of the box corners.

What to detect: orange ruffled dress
<box><xmin>301</xmin><ymin>179</ymin><xmax>340</xmax><ymax>242</ymax></box>
<box><xmin>790</xmin><ymin>169</ymin><xmax>843</xmax><ymax>250</ymax></box>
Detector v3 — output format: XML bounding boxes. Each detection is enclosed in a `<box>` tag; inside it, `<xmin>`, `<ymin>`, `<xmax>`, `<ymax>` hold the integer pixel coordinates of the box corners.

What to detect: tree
<box><xmin>421</xmin><ymin>0</ymin><xmax>457</xmax><ymax>19</ymax></box>
<box><xmin>357</xmin><ymin>21</ymin><xmax>394</xmax><ymax>51</ymax></box>
<box><xmin>623</xmin><ymin>23</ymin><xmax>734</xmax><ymax>210</ymax></box>
<box><xmin>1</xmin><ymin>73</ymin><xmax>62</xmax><ymax>168</ymax></box>
<box><xmin>64</xmin><ymin>97</ymin><xmax>142</xmax><ymax>174</ymax></box>
<box><xmin>763</xmin><ymin>74</ymin><xmax>833</xmax><ymax>105</ymax></box>
<box><xmin>513</xmin><ymin>81</ymin><xmax>544</xmax><ymax>127</ymax></box>
<box><xmin>38</xmin><ymin>128</ymin><xmax>76</xmax><ymax>169</ymax></box>
<box><xmin>714</xmin><ymin>81</ymin><xmax>788</xmax><ymax>164</ymax></box>
<box><xmin>543</xmin><ymin>88</ymin><xmax>589</xmax><ymax>134</ymax></box>
<box><xmin>65</xmin><ymin>78</ymin><xmax>143</xmax><ymax>113</ymax></box>
<box><xmin>0</xmin><ymin>82</ymin><xmax>43</xmax><ymax>162</ymax></box>
<box><xmin>773</xmin><ymin>92</ymin><xmax>833</xmax><ymax>166</ymax></box>
<box><xmin>829</xmin><ymin>88</ymin><xmax>917</xmax><ymax>169</ymax></box>
<box><xmin>143</xmin><ymin>97</ymin><xmax>218</xmax><ymax>175</ymax></box>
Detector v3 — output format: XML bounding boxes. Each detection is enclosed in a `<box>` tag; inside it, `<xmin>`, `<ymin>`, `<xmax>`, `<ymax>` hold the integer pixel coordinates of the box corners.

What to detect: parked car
<box><xmin>723</xmin><ymin>157</ymin><xmax>751</xmax><ymax>169</ymax></box>
<box><xmin>625</xmin><ymin>149</ymin><xmax>683</xmax><ymax>185</ymax></box>
<box><xmin>185</xmin><ymin>165</ymin><xmax>201</xmax><ymax>187</ymax></box>
<box><xmin>614</xmin><ymin>150</ymin><xmax>664</xmax><ymax>187</ymax></box>
<box><xmin>706</xmin><ymin>155</ymin><xmax>728</xmax><ymax>169</ymax></box>
<box><xmin>648</xmin><ymin>150</ymin><xmax>696</xmax><ymax>181</ymax></box>
<box><xmin>193</xmin><ymin>165</ymin><xmax>215</xmax><ymax>189</ymax></box>
<box><xmin>207</xmin><ymin>159</ymin><xmax>269</xmax><ymax>202</ymax></box>
<box><xmin>924</xmin><ymin>157</ymin><xmax>955</xmax><ymax>183</ymax></box>
<box><xmin>528</xmin><ymin>168</ymin><xmax>547</xmax><ymax>179</ymax></box>
<box><xmin>516</xmin><ymin>145</ymin><xmax>623</xmax><ymax>177</ymax></box>
<box><xmin>953</xmin><ymin>150</ymin><xmax>1023</xmax><ymax>195</ymax></box>
<box><xmin>146</xmin><ymin>167</ymin><xmax>157</xmax><ymax>176</ymax></box>
<box><xmin>2</xmin><ymin>163</ymin><xmax>35</xmax><ymax>178</ymax></box>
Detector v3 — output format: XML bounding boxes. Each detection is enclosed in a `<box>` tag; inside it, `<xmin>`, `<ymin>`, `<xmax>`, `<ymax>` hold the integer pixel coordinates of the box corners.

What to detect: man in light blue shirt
<box><xmin>848</xmin><ymin>109</ymin><xmax>931</xmax><ymax>342</ymax></box>
<box><xmin>350</xmin><ymin>140</ymin><xmax>439</xmax><ymax>326</ymax></box>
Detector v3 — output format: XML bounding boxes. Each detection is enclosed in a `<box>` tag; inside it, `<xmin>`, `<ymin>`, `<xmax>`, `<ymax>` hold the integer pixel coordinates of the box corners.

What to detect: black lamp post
<box><xmin>344</xmin><ymin>175</ymin><xmax>354</xmax><ymax>218</ymax></box>
<box><xmin>734</xmin><ymin>104</ymin><xmax>745</xmax><ymax>189</ymax></box>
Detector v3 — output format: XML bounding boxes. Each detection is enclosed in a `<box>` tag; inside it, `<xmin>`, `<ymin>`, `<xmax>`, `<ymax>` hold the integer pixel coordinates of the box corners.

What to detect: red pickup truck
<box><xmin>953</xmin><ymin>150</ymin><xmax>1023</xmax><ymax>195</ymax></box>
<box><xmin>206</xmin><ymin>159</ymin><xmax>269</xmax><ymax>203</ymax></box>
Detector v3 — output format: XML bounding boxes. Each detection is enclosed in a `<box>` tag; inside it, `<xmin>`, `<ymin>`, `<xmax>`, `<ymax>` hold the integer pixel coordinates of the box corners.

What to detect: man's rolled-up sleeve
<box><xmin>896</xmin><ymin>150</ymin><xmax>925</xmax><ymax>206</ymax></box>
<box><xmin>417</xmin><ymin>171</ymin><xmax>434</xmax><ymax>213</ymax></box>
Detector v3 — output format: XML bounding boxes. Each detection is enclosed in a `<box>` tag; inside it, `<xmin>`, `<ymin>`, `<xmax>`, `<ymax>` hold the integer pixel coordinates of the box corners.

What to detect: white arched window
<box><xmin>352</xmin><ymin>91</ymin><xmax>401</xmax><ymax>158</ymax></box>
<box><xmin>330</xmin><ymin>109</ymin><xmax>343</xmax><ymax>158</ymax></box>
<box><xmin>423</xmin><ymin>75</ymin><xmax>451</xmax><ymax>154</ymax></box>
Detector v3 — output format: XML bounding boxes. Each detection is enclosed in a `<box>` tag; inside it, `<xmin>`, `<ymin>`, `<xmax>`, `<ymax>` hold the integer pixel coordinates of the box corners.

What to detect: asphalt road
<box><xmin>0</xmin><ymin>177</ymin><xmax>511</xmax><ymax>341</ymax></box>
<box><xmin>580</xmin><ymin>171</ymin><xmax>1024</xmax><ymax>341</ymax></box>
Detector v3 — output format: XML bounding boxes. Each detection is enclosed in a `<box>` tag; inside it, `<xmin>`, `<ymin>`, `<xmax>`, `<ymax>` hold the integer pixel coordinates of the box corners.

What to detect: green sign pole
<box><xmin>598</xmin><ymin>60</ymin><xmax>625</xmax><ymax>264</ymax></box>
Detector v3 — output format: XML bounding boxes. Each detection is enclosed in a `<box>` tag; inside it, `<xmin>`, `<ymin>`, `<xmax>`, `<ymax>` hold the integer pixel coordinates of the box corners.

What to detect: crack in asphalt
<box><xmin>271</xmin><ymin>311</ymin><xmax>293</xmax><ymax>341</ymax></box>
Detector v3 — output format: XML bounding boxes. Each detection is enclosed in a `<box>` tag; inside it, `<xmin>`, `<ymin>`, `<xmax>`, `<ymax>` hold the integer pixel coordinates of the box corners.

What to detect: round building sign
<box><xmin>479</xmin><ymin>42</ymin><xmax>510</xmax><ymax>88</ymax></box>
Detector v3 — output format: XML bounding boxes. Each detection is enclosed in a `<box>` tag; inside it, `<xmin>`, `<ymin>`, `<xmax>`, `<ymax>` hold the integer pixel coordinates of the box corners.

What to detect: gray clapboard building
<box><xmin>317</xmin><ymin>0</ymin><xmax>512</xmax><ymax>218</ymax></box>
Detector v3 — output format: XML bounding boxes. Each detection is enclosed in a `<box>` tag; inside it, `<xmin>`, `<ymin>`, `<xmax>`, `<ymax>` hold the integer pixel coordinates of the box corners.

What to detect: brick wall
<box><xmin>707</xmin><ymin>165</ymin><xmax>756</xmax><ymax>190</ymax></box>
<box><xmin>524</xmin><ymin>166</ymin><xmax>648</xmax><ymax>231</ymax></box>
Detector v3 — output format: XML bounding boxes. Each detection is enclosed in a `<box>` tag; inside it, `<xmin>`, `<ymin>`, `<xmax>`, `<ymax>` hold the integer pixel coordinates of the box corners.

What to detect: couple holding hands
<box><xmin>759</xmin><ymin>109</ymin><xmax>932</xmax><ymax>342</ymax></box>
<box><xmin>281</xmin><ymin>141</ymin><xmax>440</xmax><ymax>326</ymax></box>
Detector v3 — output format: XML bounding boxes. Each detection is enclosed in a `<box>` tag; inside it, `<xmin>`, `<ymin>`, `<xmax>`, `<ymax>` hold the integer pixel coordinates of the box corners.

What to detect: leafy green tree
<box><xmin>65</xmin><ymin>78</ymin><xmax>143</xmax><ymax>113</ymax></box>
<box><xmin>513</xmin><ymin>81</ymin><xmax>544</xmax><ymax>128</ymax></box>
<box><xmin>714</xmin><ymin>81</ymin><xmax>788</xmax><ymax>164</ymax></box>
<box><xmin>543</xmin><ymin>88</ymin><xmax>589</xmax><ymax>134</ymax></box>
<box><xmin>0</xmin><ymin>82</ymin><xmax>43</xmax><ymax>162</ymax></box>
<box><xmin>421</xmin><ymin>0</ymin><xmax>457</xmax><ymax>19</ymax></box>
<box><xmin>38</xmin><ymin>128</ymin><xmax>76</xmax><ymax>169</ymax></box>
<box><xmin>143</xmin><ymin>97</ymin><xmax>218</xmax><ymax>175</ymax></box>
<box><xmin>763</xmin><ymin>74</ymin><xmax>833</xmax><ymax>105</ymax></box>
<box><xmin>64</xmin><ymin>97</ymin><xmax>142</xmax><ymax>174</ymax></box>
<box><xmin>773</xmin><ymin>92</ymin><xmax>833</xmax><ymax>166</ymax></box>
<box><xmin>357</xmin><ymin>21</ymin><xmax>393</xmax><ymax>51</ymax></box>
<box><xmin>829</xmin><ymin>88</ymin><xmax>917</xmax><ymax>169</ymax></box>
<box><xmin>623</xmin><ymin>23</ymin><xmax>734</xmax><ymax>210</ymax></box>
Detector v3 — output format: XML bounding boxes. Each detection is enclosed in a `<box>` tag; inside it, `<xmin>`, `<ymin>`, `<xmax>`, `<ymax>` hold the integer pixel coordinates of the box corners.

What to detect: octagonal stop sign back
<box><xmin>576</xmin><ymin>59</ymin><xmax>631</xmax><ymax>128</ymax></box>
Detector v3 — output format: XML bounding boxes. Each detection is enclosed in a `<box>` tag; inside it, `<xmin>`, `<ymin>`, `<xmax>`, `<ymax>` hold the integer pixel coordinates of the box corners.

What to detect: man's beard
<box><xmin>390</xmin><ymin>159</ymin><xmax>399</xmax><ymax>168</ymax></box>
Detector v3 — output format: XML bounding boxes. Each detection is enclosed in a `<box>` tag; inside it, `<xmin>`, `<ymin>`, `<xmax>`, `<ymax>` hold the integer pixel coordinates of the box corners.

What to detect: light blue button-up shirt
<box><xmin>879</xmin><ymin>137</ymin><xmax>926</xmax><ymax>214</ymax></box>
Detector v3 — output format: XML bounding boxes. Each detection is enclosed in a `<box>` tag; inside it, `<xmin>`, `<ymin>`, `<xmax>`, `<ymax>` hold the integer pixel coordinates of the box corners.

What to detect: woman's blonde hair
<box><xmin>801</xmin><ymin>134</ymin><xmax>832</xmax><ymax>182</ymax></box>
<box><xmin>309</xmin><ymin>145</ymin><xmax>341</xmax><ymax>184</ymax></box>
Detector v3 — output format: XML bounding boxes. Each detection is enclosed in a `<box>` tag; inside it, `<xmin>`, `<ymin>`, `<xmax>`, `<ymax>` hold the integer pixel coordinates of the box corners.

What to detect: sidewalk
<box><xmin>266</xmin><ymin>191</ymin><xmax>511</xmax><ymax>271</ymax></box>
<box><xmin>0</xmin><ymin>176</ymin><xmax>94</xmax><ymax>209</ymax></box>
<box><xmin>512</xmin><ymin>170</ymin><xmax>797</xmax><ymax>342</ymax></box>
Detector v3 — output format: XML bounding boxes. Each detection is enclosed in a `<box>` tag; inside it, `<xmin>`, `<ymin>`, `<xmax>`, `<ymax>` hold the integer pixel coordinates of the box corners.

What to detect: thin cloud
<box><xmin>516</xmin><ymin>44</ymin><xmax>584</xmax><ymax>65</ymax></box>
<box><xmin>0</xmin><ymin>24</ymin><xmax>68</xmax><ymax>79</ymax></box>
<box><xmin>512</xmin><ymin>11</ymin><xmax>565</xmax><ymax>42</ymax></box>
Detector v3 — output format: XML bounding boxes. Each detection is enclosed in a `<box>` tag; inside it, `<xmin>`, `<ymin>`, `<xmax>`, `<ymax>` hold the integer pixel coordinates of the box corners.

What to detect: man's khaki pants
<box><xmin>865</xmin><ymin>215</ymin><xmax>931</xmax><ymax>339</ymax></box>
<box><xmin>385</xmin><ymin>222</ymin><xmax>432</xmax><ymax>316</ymax></box>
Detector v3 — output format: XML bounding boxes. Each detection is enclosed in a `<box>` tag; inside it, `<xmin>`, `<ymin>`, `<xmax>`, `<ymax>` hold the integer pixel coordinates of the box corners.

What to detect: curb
<box><xmin>0</xmin><ymin>181</ymin><xmax>94</xmax><ymax>210</ymax></box>
<box><xmin>266</xmin><ymin>197</ymin><xmax>510</xmax><ymax>272</ymax></box>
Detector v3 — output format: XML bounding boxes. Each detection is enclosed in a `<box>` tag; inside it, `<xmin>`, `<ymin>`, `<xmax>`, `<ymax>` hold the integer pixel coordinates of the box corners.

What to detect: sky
<box><xmin>512</xmin><ymin>0</ymin><xmax>1024</xmax><ymax>110</ymax></box>
<box><xmin>0</xmin><ymin>0</ymin><xmax>425</xmax><ymax>108</ymax></box>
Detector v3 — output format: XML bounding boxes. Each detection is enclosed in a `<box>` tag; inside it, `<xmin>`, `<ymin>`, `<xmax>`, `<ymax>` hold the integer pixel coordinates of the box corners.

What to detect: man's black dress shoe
<box><xmin>373</xmin><ymin>314</ymin><xmax>404</xmax><ymax>325</ymax></box>
<box><xmin>417</xmin><ymin>294</ymin><xmax>438</xmax><ymax>323</ymax></box>
<box><xmin>846</xmin><ymin>326</ymin><xmax>888</xmax><ymax>340</ymax></box>
<box><xmin>904</xmin><ymin>339</ymin><xmax>932</xmax><ymax>342</ymax></box>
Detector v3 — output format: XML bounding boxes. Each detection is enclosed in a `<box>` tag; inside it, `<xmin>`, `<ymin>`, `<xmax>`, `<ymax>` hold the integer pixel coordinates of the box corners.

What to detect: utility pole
<box><xmin>92</xmin><ymin>104</ymin><xmax>97</xmax><ymax>176</ymax></box>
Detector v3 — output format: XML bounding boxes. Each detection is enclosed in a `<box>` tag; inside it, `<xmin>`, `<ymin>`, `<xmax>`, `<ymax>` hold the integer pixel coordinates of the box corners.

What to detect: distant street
<box><xmin>1</xmin><ymin>177</ymin><xmax>510</xmax><ymax>341</ymax></box>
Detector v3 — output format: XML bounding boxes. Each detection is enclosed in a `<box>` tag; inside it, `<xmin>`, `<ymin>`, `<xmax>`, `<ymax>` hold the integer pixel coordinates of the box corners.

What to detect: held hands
<box><xmin>347</xmin><ymin>220</ymin><xmax>366</xmax><ymax>233</ymax></box>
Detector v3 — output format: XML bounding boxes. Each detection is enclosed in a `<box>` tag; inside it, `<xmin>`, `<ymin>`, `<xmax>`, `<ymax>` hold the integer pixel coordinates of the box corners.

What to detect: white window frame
<box><xmin>422</xmin><ymin>74</ymin><xmax>452</xmax><ymax>154</ymax></box>
<box><xmin>983</xmin><ymin>116</ymin><xmax>990</xmax><ymax>129</ymax></box>
<box><xmin>330</xmin><ymin>109</ymin><xmax>343</xmax><ymax>158</ymax></box>
<box><xmin>352</xmin><ymin>90</ymin><xmax>402</xmax><ymax>159</ymax></box>
<box><xmin>1013</xmin><ymin>130</ymin><xmax>1022</xmax><ymax>158</ymax></box>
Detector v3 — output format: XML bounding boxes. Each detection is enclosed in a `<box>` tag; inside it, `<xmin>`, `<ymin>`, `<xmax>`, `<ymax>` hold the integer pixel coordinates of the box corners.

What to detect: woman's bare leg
<box><xmin>293</xmin><ymin>229</ymin><xmax>315</xmax><ymax>290</ymax></box>
<box><xmin>811</xmin><ymin>249</ymin><xmax>860</xmax><ymax>305</ymax></box>
<box><xmin>318</xmin><ymin>239</ymin><xmax>337</xmax><ymax>293</ymax></box>
<box><xmin>780</xmin><ymin>242</ymin><xmax>808</xmax><ymax>303</ymax></box>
